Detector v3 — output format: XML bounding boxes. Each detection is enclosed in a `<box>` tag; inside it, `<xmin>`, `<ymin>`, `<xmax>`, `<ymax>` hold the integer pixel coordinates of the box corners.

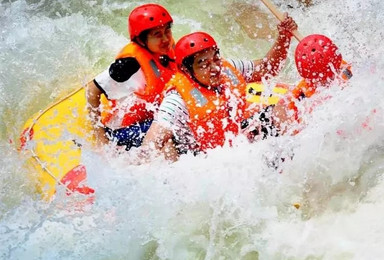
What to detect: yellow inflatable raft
<box><xmin>20</xmin><ymin>87</ymin><xmax>95</xmax><ymax>200</ymax></box>
<box><xmin>19</xmin><ymin>82</ymin><xmax>289</xmax><ymax>201</ymax></box>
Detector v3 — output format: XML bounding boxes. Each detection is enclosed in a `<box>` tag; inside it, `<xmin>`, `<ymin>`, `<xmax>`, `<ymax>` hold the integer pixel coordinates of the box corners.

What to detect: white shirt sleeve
<box><xmin>226</xmin><ymin>58</ymin><xmax>255</xmax><ymax>81</ymax></box>
<box><xmin>155</xmin><ymin>90</ymin><xmax>189</xmax><ymax>128</ymax></box>
<box><xmin>155</xmin><ymin>90</ymin><xmax>196</xmax><ymax>149</ymax></box>
<box><xmin>94</xmin><ymin>68</ymin><xmax>146</xmax><ymax>101</ymax></box>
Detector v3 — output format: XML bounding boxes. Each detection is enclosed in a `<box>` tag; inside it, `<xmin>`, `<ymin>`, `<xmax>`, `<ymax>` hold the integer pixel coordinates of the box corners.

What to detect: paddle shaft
<box><xmin>260</xmin><ymin>0</ymin><xmax>350</xmax><ymax>70</ymax></box>
<box><xmin>259</xmin><ymin>0</ymin><xmax>304</xmax><ymax>41</ymax></box>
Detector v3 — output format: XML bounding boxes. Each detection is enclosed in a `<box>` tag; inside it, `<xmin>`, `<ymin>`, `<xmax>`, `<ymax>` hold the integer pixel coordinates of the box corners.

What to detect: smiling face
<box><xmin>191</xmin><ymin>48</ymin><xmax>222</xmax><ymax>87</ymax></box>
<box><xmin>145</xmin><ymin>23</ymin><xmax>173</xmax><ymax>55</ymax></box>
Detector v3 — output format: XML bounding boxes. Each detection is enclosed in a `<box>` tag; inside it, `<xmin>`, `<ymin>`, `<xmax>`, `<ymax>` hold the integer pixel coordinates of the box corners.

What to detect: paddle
<box><xmin>259</xmin><ymin>0</ymin><xmax>304</xmax><ymax>41</ymax></box>
<box><xmin>260</xmin><ymin>0</ymin><xmax>351</xmax><ymax>81</ymax></box>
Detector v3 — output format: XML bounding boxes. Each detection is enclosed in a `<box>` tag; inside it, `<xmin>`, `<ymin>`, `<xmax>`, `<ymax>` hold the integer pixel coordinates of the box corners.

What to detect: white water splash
<box><xmin>1</xmin><ymin>0</ymin><xmax>384</xmax><ymax>259</ymax></box>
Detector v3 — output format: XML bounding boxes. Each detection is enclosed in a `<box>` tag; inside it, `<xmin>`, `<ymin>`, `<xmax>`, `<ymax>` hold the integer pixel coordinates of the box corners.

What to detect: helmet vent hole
<box><xmin>149</xmin><ymin>17</ymin><xmax>154</xmax><ymax>21</ymax></box>
<box><xmin>190</xmin><ymin>42</ymin><xmax>195</xmax><ymax>47</ymax></box>
<box><xmin>204</xmin><ymin>38</ymin><xmax>208</xmax><ymax>42</ymax></box>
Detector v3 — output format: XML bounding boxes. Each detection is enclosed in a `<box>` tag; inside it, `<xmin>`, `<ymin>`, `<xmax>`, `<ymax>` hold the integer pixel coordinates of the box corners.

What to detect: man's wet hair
<box><xmin>182</xmin><ymin>55</ymin><xmax>195</xmax><ymax>73</ymax></box>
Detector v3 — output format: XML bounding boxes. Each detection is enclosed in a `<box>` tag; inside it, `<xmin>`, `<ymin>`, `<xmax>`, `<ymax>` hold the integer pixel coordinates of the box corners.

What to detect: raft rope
<box><xmin>29</xmin><ymin>148</ymin><xmax>73</xmax><ymax>195</ymax></box>
<box><xmin>27</xmin><ymin>86</ymin><xmax>85</xmax><ymax>130</ymax></box>
<box><xmin>24</xmin><ymin>86</ymin><xmax>86</xmax><ymax>195</ymax></box>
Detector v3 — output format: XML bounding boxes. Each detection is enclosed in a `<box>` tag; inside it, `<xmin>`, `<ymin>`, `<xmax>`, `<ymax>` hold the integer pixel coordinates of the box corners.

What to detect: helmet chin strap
<box><xmin>180</xmin><ymin>56</ymin><xmax>221</xmax><ymax>93</ymax></box>
<box><xmin>133</xmin><ymin>37</ymin><xmax>147</xmax><ymax>48</ymax></box>
<box><xmin>181</xmin><ymin>66</ymin><xmax>207</xmax><ymax>89</ymax></box>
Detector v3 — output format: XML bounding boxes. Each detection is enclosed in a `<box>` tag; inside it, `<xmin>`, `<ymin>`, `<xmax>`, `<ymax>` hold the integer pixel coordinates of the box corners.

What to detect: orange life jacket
<box><xmin>288</xmin><ymin>61</ymin><xmax>353</xmax><ymax>122</ymax></box>
<box><xmin>101</xmin><ymin>41</ymin><xmax>176</xmax><ymax>128</ymax></box>
<box><xmin>166</xmin><ymin>60</ymin><xmax>248</xmax><ymax>151</ymax></box>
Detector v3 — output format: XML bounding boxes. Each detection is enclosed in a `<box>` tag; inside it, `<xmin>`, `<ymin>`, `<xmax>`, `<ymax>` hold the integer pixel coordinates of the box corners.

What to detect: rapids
<box><xmin>1</xmin><ymin>0</ymin><xmax>384</xmax><ymax>259</ymax></box>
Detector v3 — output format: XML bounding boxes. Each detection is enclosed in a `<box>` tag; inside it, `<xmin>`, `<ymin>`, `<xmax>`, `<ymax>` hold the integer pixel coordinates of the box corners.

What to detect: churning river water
<box><xmin>1</xmin><ymin>0</ymin><xmax>384</xmax><ymax>259</ymax></box>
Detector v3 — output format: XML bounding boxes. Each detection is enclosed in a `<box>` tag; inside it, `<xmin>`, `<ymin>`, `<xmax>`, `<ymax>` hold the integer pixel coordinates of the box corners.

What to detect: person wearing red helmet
<box><xmin>280</xmin><ymin>34</ymin><xmax>353</xmax><ymax>130</ymax></box>
<box><xmin>295</xmin><ymin>34</ymin><xmax>352</xmax><ymax>95</ymax></box>
<box><xmin>141</xmin><ymin>15</ymin><xmax>298</xmax><ymax>161</ymax></box>
<box><xmin>295</xmin><ymin>34</ymin><xmax>343</xmax><ymax>82</ymax></box>
<box><xmin>86</xmin><ymin>3</ymin><xmax>177</xmax><ymax>150</ymax></box>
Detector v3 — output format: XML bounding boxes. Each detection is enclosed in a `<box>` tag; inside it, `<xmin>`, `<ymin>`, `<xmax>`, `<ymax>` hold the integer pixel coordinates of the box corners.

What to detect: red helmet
<box><xmin>295</xmin><ymin>34</ymin><xmax>342</xmax><ymax>80</ymax></box>
<box><xmin>128</xmin><ymin>4</ymin><xmax>173</xmax><ymax>40</ymax></box>
<box><xmin>175</xmin><ymin>32</ymin><xmax>218</xmax><ymax>67</ymax></box>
